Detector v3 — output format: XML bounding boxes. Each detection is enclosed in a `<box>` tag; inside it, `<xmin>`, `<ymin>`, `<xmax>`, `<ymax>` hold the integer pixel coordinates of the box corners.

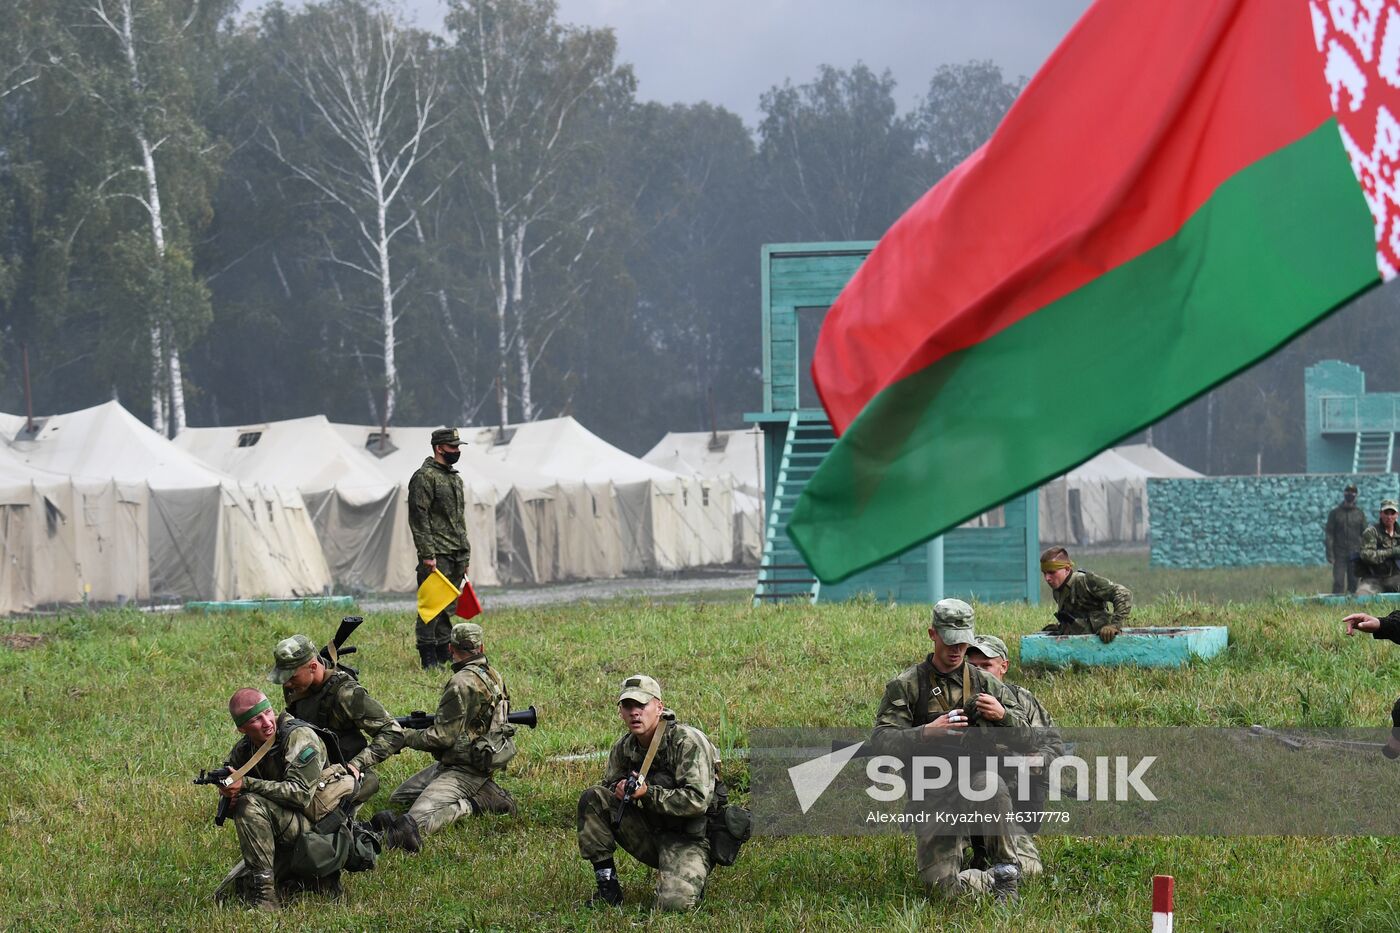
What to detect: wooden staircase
<box><xmin>753</xmin><ymin>413</ymin><xmax>836</xmax><ymax>605</ymax></box>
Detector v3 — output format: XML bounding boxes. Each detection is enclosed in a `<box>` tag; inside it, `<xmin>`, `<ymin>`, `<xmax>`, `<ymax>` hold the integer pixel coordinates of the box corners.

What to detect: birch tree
<box><xmin>263</xmin><ymin>0</ymin><xmax>446</xmax><ymax>424</ymax></box>
<box><xmin>445</xmin><ymin>0</ymin><xmax>621</xmax><ymax>425</ymax></box>
<box><xmin>47</xmin><ymin>0</ymin><xmax>230</xmax><ymax>434</ymax></box>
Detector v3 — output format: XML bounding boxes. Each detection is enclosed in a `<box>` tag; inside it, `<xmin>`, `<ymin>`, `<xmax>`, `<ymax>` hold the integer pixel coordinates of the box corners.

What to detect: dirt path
<box><xmin>360</xmin><ymin>568</ymin><xmax>756</xmax><ymax>613</ymax></box>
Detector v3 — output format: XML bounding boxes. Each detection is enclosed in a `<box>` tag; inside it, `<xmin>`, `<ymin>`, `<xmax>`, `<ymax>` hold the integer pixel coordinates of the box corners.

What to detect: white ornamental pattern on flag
<box><xmin>1312</xmin><ymin>0</ymin><xmax>1400</xmax><ymax>280</ymax></box>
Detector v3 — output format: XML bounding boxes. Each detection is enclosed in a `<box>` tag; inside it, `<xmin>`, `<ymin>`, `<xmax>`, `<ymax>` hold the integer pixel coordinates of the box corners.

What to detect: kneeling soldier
<box><xmin>869</xmin><ymin>599</ymin><xmax>1027</xmax><ymax>902</ymax></box>
<box><xmin>577</xmin><ymin>675</ymin><xmax>721</xmax><ymax>911</ymax></box>
<box><xmin>215</xmin><ymin>689</ymin><xmax>335</xmax><ymax>911</ymax></box>
<box><xmin>1040</xmin><ymin>546</ymin><xmax>1133</xmax><ymax>643</ymax></box>
<box><xmin>387</xmin><ymin>622</ymin><xmax>518</xmax><ymax>839</ymax></box>
<box><xmin>271</xmin><ymin>634</ymin><xmax>404</xmax><ymax>810</ymax></box>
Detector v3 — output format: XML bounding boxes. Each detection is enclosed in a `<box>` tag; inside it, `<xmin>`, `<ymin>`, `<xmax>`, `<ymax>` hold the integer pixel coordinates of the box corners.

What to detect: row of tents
<box><xmin>0</xmin><ymin>401</ymin><xmax>765</xmax><ymax>615</ymax></box>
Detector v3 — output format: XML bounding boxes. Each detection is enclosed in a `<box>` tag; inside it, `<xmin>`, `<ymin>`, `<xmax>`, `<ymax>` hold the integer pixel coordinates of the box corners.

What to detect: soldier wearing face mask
<box><xmin>407</xmin><ymin>427</ymin><xmax>472</xmax><ymax>669</ymax></box>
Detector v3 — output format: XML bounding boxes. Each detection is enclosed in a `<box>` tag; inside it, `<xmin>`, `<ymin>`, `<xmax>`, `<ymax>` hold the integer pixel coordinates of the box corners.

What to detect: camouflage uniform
<box><xmin>390</xmin><ymin>636</ymin><xmax>515</xmax><ymax>836</ymax></box>
<box><xmin>285</xmin><ymin>668</ymin><xmax>404</xmax><ymax>806</ymax></box>
<box><xmin>577</xmin><ymin>712</ymin><xmax>720</xmax><ymax>911</ymax></box>
<box><xmin>1049</xmin><ymin>569</ymin><xmax>1132</xmax><ymax>636</ymax></box>
<box><xmin>224</xmin><ymin>714</ymin><xmax>327</xmax><ymax>879</ymax></box>
<box><xmin>1357</xmin><ymin>517</ymin><xmax>1400</xmax><ymax>595</ymax></box>
<box><xmin>870</xmin><ymin>651</ymin><xmax>1028</xmax><ymax>896</ymax></box>
<box><xmin>972</xmin><ymin>681</ymin><xmax>1063</xmax><ymax>877</ymax></box>
<box><xmin>408</xmin><ymin>449</ymin><xmax>472</xmax><ymax>653</ymax></box>
<box><xmin>1325</xmin><ymin>494</ymin><xmax>1366</xmax><ymax>595</ymax></box>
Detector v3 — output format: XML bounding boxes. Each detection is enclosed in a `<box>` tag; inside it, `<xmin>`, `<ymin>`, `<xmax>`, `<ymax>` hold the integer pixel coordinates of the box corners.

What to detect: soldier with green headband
<box><xmin>1039</xmin><ymin>546</ymin><xmax>1133</xmax><ymax>643</ymax></box>
<box><xmin>213</xmin><ymin>688</ymin><xmax>331</xmax><ymax>911</ymax></box>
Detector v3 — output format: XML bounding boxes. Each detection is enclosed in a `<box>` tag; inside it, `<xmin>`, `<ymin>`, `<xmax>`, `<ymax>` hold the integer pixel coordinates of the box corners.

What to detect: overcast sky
<box><xmin>292</xmin><ymin>0</ymin><xmax>1095</xmax><ymax>127</ymax></box>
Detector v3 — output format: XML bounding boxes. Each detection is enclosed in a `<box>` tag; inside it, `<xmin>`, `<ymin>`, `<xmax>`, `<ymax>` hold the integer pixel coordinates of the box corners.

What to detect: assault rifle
<box><xmin>192</xmin><ymin>766</ymin><xmax>235</xmax><ymax>826</ymax></box>
<box><xmin>394</xmin><ymin>706</ymin><xmax>539</xmax><ymax>731</ymax></box>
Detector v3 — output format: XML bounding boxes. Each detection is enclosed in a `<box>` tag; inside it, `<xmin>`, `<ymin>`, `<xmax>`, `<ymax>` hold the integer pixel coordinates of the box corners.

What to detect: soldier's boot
<box><xmin>212</xmin><ymin>860</ymin><xmax>249</xmax><ymax>905</ymax></box>
<box><xmin>434</xmin><ymin>643</ymin><xmax>452</xmax><ymax>666</ymax></box>
<box><xmin>471</xmin><ymin>779</ymin><xmax>518</xmax><ymax>816</ymax></box>
<box><xmin>417</xmin><ymin>645</ymin><xmax>439</xmax><ymax>669</ymax></box>
<box><xmin>314</xmin><ymin>871</ymin><xmax>343</xmax><ymax>899</ymax></box>
<box><xmin>990</xmin><ymin>863</ymin><xmax>1021</xmax><ymax>904</ymax></box>
<box><xmin>588</xmin><ymin>868</ymin><xmax>624</xmax><ymax>907</ymax></box>
<box><xmin>247</xmin><ymin>870</ymin><xmax>279</xmax><ymax>912</ymax></box>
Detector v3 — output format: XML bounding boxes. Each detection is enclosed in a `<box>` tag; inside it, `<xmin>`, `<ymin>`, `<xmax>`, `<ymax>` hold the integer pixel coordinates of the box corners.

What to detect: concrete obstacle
<box><xmin>1291</xmin><ymin>592</ymin><xmax>1400</xmax><ymax>605</ymax></box>
<box><xmin>1020</xmin><ymin>626</ymin><xmax>1227</xmax><ymax>669</ymax></box>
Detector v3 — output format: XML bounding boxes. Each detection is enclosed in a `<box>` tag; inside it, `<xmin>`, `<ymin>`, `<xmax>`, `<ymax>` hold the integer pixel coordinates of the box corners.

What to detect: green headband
<box><xmin>1040</xmin><ymin>560</ymin><xmax>1074</xmax><ymax>572</ymax></box>
<box><xmin>232</xmin><ymin>697</ymin><xmax>271</xmax><ymax>727</ymax></box>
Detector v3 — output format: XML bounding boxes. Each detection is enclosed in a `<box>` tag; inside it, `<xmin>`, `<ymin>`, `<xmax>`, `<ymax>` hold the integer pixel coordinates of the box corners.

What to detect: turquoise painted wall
<box><xmin>1148</xmin><ymin>473</ymin><xmax>1397</xmax><ymax>567</ymax></box>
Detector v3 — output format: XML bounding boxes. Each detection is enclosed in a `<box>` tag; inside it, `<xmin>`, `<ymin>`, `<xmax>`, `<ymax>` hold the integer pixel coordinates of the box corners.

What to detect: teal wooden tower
<box><xmin>746</xmin><ymin>242</ymin><xmax>1039</xmax><ymax>606</ymax></box>
<box><xmin>1305</xmin><ymin>359</ymin><xmax>1400</xmax><ymax>473</ymax></box>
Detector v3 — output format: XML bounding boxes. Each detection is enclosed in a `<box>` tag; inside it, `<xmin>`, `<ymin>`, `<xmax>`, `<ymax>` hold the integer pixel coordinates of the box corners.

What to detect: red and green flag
<box><xmin>789</xmin><ymin>0</ymin><xmax>1400</xmax><ymax>583</ymax></box>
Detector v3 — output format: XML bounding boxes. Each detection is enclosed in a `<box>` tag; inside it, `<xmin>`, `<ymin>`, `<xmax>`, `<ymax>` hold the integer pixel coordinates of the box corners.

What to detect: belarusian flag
<box><xmin>788</xmin><ymin>0</ymin><xmax>1400</xmax><ymax>583</ymax></box>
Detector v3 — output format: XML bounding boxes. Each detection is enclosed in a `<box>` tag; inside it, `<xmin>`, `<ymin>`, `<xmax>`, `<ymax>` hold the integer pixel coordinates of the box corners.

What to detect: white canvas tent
<box><xmin>643</xmin><ymin>430</ymin><xmax>763</xmax><ymax>565</ymax></box>
<box><xmin>1040</xmin><ymin>447</ymin><xmax>1173</xmax><ymax>546</ymax></box>
<box><xmin>468</xmin><ymin>418</ymin><xmax>734</xmax><ymax>572</ymax></box>
<box><xmin>331</xmin><ymin>424</ymin><xmax>539</xmax><ymax>587</ymax></box>
<box><xmin>0</xmin><ymin>445</ymin><xmax>150</xmax><ymax>614</ymax></box>
<box><xmin>176</xmin><ymin>417</ymin><xmax>422</xmax><ymax>592</ymax></box>
<box><xmin>1112</xmin><ymin>444</ymin><xmax>1202</xmax><ymax>479</ymax></box>
<box><xmin>2</xmin><ymin>401</ymin><xmax>330</xmax><ymax>600</ymax></box>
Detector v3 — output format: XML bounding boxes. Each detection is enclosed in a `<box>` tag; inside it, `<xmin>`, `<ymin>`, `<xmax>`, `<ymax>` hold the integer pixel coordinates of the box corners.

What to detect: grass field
<box><xmin>2</xmin><ymin>582</ymin><xmax>1399</xmax><ymax>931</ymax></box>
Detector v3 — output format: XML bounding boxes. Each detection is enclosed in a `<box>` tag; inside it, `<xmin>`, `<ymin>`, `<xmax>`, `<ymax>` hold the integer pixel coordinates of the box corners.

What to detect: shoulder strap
<box><xmin>227</xmin><ymin>736</ymin><xmax>274</xmax><ymax>783</ymax></box>
<box><xmin>913</xmin><ymin>659</ymin><xmax>933</xmax><ymax>727</ymax></box>
<box><xmin>638</xmin><ymin>718</ymin><xmax>667</xmax><ymax>782</ymax></box>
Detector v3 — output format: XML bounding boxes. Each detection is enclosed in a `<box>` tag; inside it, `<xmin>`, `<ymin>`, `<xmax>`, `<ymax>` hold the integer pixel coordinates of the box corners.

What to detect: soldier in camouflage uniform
<box><xmin>966</xmin><ymin>634</ymin><xmax>1065</xmax><ymax>880</ymax></box>
<box><xmin>270</xmin><ymin>634</ymin><xmax>404</xmax><ymax>809</ymax></box>
<box><xmin>408</xmin><ymin>427</ymin><xmax>472</xmax><ymax>669</ymax></box>
<box><xmin>386</xmin><ymin>622</ymin><xmax>518</xmax><ymax>838</ymax></box>
<box><xmin>1356</xmin><ymin>499</ymin><xmax>1400</xmax><ymax>595</ymax></box>
<box><xmin>577</xmin><ymin>675</ymin><xmax>721</xmax><ymax>911</ymax></box>
<box><xmin>869</xmin><ymin>600</ymin><xmax>1026</xmax><ymax>902</ymax></box>
<box><xmin>214</xmin><ymin>688</ymin><xmax>332</xmax><ymax>911</ymax></box>
<box><xmin>1039</xmin><ymin>546</ymin><xmax>1133</xmax><ymax>643</ymax></box>
<box><xmin>1325</xmin><ymin>483</ymin><xmax>1366</xmax><ymax>595</ymax></box>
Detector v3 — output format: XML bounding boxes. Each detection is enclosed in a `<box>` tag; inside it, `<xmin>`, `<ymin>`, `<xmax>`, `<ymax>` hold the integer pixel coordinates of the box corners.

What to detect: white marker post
<box><xmin>1152</xmin><ymin>875</ymin><xmax>1174</xmax><ymax>932</ymax></box>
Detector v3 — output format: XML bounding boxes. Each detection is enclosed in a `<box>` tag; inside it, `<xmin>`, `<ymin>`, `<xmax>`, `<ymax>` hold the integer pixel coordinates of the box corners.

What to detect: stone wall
<box><xmin>1148</xmin><ymin>473</ymin><xmax>1399</xmax><ymax>567</ymax></box>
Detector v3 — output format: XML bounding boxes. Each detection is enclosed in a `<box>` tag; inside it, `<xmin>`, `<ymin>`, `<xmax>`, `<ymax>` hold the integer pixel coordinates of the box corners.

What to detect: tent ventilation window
<box><xmin>682</xmin><ymin>487</ymin><xmax>689</xmax><ymax>506</ymax></box>
<box><xmin>493</xmin><ymin>427</ymin><xmax>517</xmax><ymax>446</ymax></box>
<box><xmin>237</xmin><ymin>431</ymin><xmax>262</xmax><ymax>448</ymax></box>
<box><xmin>591</xmin><ymin>495</ymin><xmax>598</xmax><ymax>517</ymax></box>
<box><xmin>702</xmin><ymin>486</ymin><xmax>710</xmax><ymax>507</ymax></box>
<box><xmin>366</xmin><ymin>433</ymin><xmax>397</xmax><ymax>457</ymax></box>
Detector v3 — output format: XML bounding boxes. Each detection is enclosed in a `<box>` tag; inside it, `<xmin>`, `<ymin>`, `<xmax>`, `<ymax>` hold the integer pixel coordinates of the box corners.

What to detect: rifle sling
<box><xmin>637</xmin><ymin>718</ymin><xmax>667</xmax><ymax>783</ymax></box>
<box><xmin>227</xmin><ymin>736</ymin><xmax>276</xmax><ymax>784</ymax></box>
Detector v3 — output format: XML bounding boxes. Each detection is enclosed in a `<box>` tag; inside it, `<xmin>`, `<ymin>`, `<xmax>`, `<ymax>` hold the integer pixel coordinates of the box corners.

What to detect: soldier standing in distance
<box><xmin>577</xmin><ymin>675</ymin><xmax>722</xmax><ymax>911</ymax></box>
<box><xmin>271</xmin><ymin>634</ymin><xmax>404</xmax><ymax>810</ymax></box>
<box><xmin>1325</xmin><ymin>482</ymin><xmax>1366</xmax><ymax>595</ymax></box>
<box><xmin>1039</xmin><ymin>546</ymin><xmax>1133</xmax><ymax>643</ymax></box>
<box><xmin>1356</xmin><ymin>499</ymin><xmax>1400</xmax><ymax>595</ymax></box>
<box><xmin>408</xmin><ymin>427</ymin><xmax>472</xmax><ymax>669</ymax></box>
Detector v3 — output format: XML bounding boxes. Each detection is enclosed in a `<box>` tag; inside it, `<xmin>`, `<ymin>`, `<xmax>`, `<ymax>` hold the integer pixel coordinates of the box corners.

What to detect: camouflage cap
<box><xmin>450</xmin><ymin>621</ymin><xmax>484</xmax><ymax>651</ymax></box>
<box><xmin>618</xmin><ymin>674</ymin><xmax>662</xmax><ymax>705</ymax></box>
<box><xmin>431</xmin><ymin>427</ymin><xmax>461</xmax><ymax>447</ymax></box>
<box><xmin>1383</xmin><ymin>499</ymin><xmax>1399</xmax><ymax>514</ymax></box>
<box><xmin>970</xmin><ymin>634</ymin><xmax>1009</xmax><ymax>660</ymax></box>
<box><xmin>931</xmin><ymin>598</ymin><xmax>976</xmax><ymax>645</ymax></box>
<box><xmin>268</xmin><ymin>634</ymin><xmax>317</xmax><ymax>684</ymax></box>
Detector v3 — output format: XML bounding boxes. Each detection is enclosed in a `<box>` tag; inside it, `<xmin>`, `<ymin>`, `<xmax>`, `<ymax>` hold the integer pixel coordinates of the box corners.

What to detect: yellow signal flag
<box><xmin>417</xmin><ymin>568</ymin><xmax>460</xmax><ymax>623</ymax></box>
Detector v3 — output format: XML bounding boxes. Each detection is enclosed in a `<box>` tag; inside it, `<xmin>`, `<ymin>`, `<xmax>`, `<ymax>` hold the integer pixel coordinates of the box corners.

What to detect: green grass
<box><xmin>1073</xmin><ymin>550</ymin><xmax>1333</xmax><ymax>604</ymax></box>
<box><xmin>2</xmin><ymin>592</ymin><xmax>1398</xmax><ymax>931</ymax></box>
